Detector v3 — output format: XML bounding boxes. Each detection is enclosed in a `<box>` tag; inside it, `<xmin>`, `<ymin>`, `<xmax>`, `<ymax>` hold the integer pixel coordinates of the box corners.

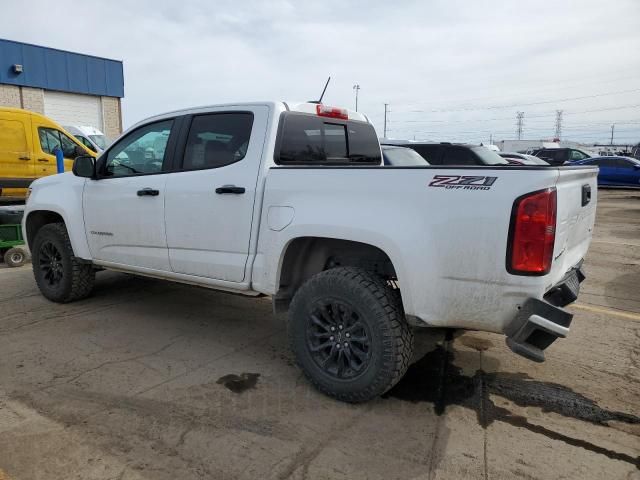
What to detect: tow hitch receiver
<box><xmin>505</xmin><ymin>298</ymin><xmax>573</xmax><ymax>363</ymax></box>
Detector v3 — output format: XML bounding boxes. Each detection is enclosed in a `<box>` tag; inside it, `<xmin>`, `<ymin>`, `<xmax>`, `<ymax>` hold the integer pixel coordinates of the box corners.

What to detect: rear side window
<box><xmin>276</xmin><ymin>113</ymin><xmax>381</xmax><ymax>165</ymax></box>
<box><xmin>182</xmin><ymin>112</ymin><xmax>254</xmax><ymax>170</ymax></box>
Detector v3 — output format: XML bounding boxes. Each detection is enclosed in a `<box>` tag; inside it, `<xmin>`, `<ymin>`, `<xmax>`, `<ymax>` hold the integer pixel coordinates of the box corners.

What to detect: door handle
<box><xmin>137</xmin><ymin>188</ymin><xmax>160</xmax><ymax>197</ymax></box>
<box><xmin>18</xmin><ymin>156</ymin><xmax>31</xmax><ymax>161</ymax></box>
<box><xmin>215</xmin><ymin>185</ymin><xmax>245</xmax><ymax>194</ymax></box>
<box><xmin>37</xmin><ymin>158</ymin><xmax>49</xmax><ymax>162</ymax></box>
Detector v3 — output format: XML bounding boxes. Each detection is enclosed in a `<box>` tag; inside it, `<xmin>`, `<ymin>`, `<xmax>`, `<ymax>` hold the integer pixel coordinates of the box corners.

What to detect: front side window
<box><xmin>76</xmin><ymin>135</ymin><xmax>97</xmax><ymax>152</ymax></box>
<box><xmin>39</xmin><ymin>128</ymin><xmax>80</xmax><ymax>159</ymax></box>
<box><xmin>89</xmin><ymin>134</ymin><xmax>107</xmax><ymax>150</ymax></box>
<box><xmin>104</xmin><ymin>120</ymin><xmax>173</xmax><ymax>177</ymax></box>
<box><xmin>182</xmin><ymin>113</ymin><xmax>254</xmax><ymax>170</ymax></box>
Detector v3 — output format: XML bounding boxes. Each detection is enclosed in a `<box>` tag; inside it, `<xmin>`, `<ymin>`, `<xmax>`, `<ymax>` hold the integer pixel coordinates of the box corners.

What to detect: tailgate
<box><xmin>549</xmin><ymin>167</ymin><xmax>598</xmax><ymax>286</ymax></box>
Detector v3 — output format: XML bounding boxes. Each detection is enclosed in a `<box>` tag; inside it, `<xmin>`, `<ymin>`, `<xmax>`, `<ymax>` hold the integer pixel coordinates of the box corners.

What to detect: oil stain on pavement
<box><xmin>384</xmin><ymin>343</ymin><xmax>640</xmax><ymax>469</ymax></box>
<box><xmin>216</xmin><ymin>373</ymin><xmax>261</xmax><ymax>393</ymax></box>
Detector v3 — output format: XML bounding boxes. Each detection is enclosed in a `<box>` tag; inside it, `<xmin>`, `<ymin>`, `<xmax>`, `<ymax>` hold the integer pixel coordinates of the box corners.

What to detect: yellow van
<box><xmin>0</xmin><ymin>108</ymin><xmax>94</xmax><ymax>201</ymax></box>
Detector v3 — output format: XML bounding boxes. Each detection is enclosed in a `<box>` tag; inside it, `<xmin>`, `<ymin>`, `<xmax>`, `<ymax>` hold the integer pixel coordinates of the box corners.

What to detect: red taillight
<box><xmin>508</xmin><ymin>188</ymin><xmax>557</xmax><ymax>275</ymax></box>
<box><xmin>316</xmin><ymin>104</ymin><xmax>348</xmax><ymax>120</ymax></box>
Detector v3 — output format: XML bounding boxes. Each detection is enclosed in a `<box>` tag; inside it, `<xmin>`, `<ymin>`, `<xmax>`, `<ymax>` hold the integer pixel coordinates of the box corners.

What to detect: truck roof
<box><xmin>131</xmin><ymin>102</ymin><xmax>370</xmax><ymax>132</ymax></box>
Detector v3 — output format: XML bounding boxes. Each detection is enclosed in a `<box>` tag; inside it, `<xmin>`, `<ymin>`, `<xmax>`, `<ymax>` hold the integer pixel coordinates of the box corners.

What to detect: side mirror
<box><xmin>72</xmin><ymin>155</ymin><xmax>96</xmax><ymax>179</ymax></box>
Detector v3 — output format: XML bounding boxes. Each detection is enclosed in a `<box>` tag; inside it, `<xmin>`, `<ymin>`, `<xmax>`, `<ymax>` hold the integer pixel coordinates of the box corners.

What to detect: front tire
<box><xmin>32</xmin><ymin>223</ymin><xmax>95</xmax><ymax>303</ymax></box>
<box><xmin>288</xmin><ymin>267</ymin><xmax>413</xmax><ymax>402</ymax></box>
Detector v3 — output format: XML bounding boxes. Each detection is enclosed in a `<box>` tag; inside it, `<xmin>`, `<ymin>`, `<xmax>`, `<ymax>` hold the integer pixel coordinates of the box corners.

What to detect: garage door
<box><xmin>44</xmin><ymin>91</ymin><xmax>103</xmax><ymax>130</ymax></box>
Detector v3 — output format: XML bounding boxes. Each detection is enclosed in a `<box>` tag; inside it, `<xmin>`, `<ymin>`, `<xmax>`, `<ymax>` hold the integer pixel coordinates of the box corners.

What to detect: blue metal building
<box><xmin>0</xmin><ymin>38</ymin><xmax>124</xmax><ymax>138</ymax></box>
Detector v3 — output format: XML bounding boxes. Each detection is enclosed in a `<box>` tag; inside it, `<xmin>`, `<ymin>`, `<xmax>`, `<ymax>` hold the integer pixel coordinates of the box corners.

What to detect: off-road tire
<box><xmin>32</xmin><ymin>223</ymin><xmax>95</xmax><ymax>303</ymax></box>
<box><xmin>4</xmin><ymin>247</ymin><xmax>27</xmax><ymax>267</ymax></box>
<box><xmin>288</xmin><ymin>267</ymin><xmax>413</xmax><ymax>402</ymax></box>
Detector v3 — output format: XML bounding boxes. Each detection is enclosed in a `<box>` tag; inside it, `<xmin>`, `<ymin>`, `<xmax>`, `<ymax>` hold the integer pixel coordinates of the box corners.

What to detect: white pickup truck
<box><xmin>23</xmin><ymin>101</ymin><xmax>598</xmax><ymax>402</ymax></box>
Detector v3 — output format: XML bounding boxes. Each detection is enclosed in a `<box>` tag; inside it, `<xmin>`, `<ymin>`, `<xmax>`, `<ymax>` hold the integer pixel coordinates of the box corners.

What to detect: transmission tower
<box><xmin>516</xmin><ymin>112</ymin><xmax>525</xmax><ymax>140</ymax></box>
<box><xmin>554</xmin><ymin>110</ymin><xmax>563</xmax><ymax>140</ymax></box>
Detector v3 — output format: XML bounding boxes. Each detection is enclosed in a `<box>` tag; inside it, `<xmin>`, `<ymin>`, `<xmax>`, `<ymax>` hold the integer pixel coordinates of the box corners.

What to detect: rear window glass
<box><xmin>382</xmin><ymin>147</ymin><xmax>428</xmax><ymax>166</ymax></box>
<box><xmin>470</xmin><ymin>147</ymin><xmax>509</xmax><ymax>165</ymax></box>
<box><xmin>443</xmin><ymin>147</ymin><xmax>478</xmax><ymax>165</ymax></box>
<box><xmin>406</xmin><ymin>144</ymin><xmax>440</xmax><ymax>164</ymax></box>
<box><xmin>276</xmin><ymin>113</ymin><xmax>381</xmax><ymax>165</ymax></box>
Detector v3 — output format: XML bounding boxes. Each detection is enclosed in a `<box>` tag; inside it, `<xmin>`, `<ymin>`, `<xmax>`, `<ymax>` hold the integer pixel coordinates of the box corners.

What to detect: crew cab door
<box><xmin>164</xmin><ymin>106</ymin><xmax>269</xmax><ymax>282</ymax></box>
<box><xmin>83</xmin><ymin>119</ymin><xmax>177</xmax><ymax>271</ymax></box>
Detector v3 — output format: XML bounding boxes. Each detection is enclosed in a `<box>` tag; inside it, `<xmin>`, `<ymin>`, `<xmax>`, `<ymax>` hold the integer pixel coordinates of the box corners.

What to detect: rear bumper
<box><xmin>505</xmin><ymin>262</ymin><xmax>585</xmax><ymax>362</ymax></box>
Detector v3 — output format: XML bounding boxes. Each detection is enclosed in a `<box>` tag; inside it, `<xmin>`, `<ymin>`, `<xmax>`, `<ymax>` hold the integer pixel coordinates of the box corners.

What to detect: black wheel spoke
<box><xmin>38</xmin><ymin>241</ymin><xmax>64</xmax><ymax>288</ymax></box>
<box><xmin>309</xmin><ymin>339</ymin><xmax>333</xmax><ymax>352</ymax></box>
<box><xmin>350</xmin><ymin>343</ymin><xmax>368</xmax><ymax>361</ymax></box>
<box><xmin>307</xmin><ymin>299</ymin><xmax>371</xmax><ymax>380</ymax></box>
<box><xmin>310</xmin><ymin>314</ymin><xmax>331</xmax><ymax>332</ymax></box>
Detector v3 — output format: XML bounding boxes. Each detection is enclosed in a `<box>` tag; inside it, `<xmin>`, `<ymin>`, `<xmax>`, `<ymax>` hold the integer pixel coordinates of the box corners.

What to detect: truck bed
<box><xmin>254</xmin><ymin>165</ymin><xmax>598</xmax><ymax>334</ymax></box>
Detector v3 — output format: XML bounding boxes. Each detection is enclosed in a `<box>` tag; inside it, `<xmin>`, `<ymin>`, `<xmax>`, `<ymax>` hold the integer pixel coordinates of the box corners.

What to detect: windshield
<box><xmin>89</xmin><ymin>134</ymin><xmax>107</xmax><ymax>150</ymax></box>
<box><xmin>471</xmin><ymin>146</ymin><xmax>509</xmax><ymax>165</ymax></box>
<box><xmin>382</xmin><ymin>147</ymin><xmax>428</xmax><ymax>166</ymax></box>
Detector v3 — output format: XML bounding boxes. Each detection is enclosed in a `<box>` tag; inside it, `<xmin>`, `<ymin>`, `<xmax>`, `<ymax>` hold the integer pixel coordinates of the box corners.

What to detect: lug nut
<box><xmin>344</xmin><ymin>342</ymin><xmax>348</xmax><ymax>347</ymax></box>
<box><xmin>339</xmin><ymin>325</ymin><xmax>343</xmax><ymax>330</ymax></box>
<box><xmin>336</xmin><ymin>344</ymin><xmax>341</xmax><ymax>349</ymax></box>
<box><xmin>330</xmin><ymin>336</ymin><xmax>334</xmax><ymax>341</ymax></box>
<box><xmin>345</xmin><ymin>333</ymin><xmax>350</xmax><ymax>338</ymax></box>
<box><xmin>331</xmin><ymin>326</ymin><xmax>336</xmax><ymax>332</ymax></box>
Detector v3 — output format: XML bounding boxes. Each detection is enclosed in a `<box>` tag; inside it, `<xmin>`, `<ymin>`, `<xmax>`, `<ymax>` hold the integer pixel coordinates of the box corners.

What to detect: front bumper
<box><xmin>505</xmin><ymin>262</ymin><xmax>585</xmax><ymax>363</ymax></box>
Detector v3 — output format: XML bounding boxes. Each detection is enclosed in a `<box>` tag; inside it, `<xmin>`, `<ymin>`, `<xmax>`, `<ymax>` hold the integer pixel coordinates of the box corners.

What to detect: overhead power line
<box><xmin>395</xmin><ymin>88</ymin><xmax>640</xmax><ymax>114</ymax></box>
<box><xmin>392</xmin><ymin>73</ymin><xmax>640</xmax><ymax>109</ymax></box>
<box><xmin>388</xmin><ymin>104</ymin><xmax>640</xmax><ymax>126</ymax></box>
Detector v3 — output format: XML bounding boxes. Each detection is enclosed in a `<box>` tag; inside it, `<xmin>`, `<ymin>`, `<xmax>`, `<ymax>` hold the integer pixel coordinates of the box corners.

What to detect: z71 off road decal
<box><xmin>428</xmin><ymin>175</ymin><xmax>498</xmax><ymax>190</ymax></box>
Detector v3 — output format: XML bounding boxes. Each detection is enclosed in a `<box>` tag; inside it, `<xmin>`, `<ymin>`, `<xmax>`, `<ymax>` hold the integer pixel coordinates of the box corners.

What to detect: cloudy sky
<box><xmin>3</xmin><ymin>0</ymin><xmax>640</xmax><ymax>144</ymax></box>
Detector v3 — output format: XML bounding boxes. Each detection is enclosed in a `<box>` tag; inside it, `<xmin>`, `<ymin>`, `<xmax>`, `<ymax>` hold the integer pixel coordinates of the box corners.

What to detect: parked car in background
<box><xmin>23</xmin><ymin>101</ymin><xmax>597</xmax><ymax>402</ymax></box>
<box><xmin>571</xmin><ymin>156</ymin><xmax>640</xmax><ymax>187</ymax></box>
<box><xmin>499</xmin><ymin>152</ymin><xmax>550</xmax><ymax>166</ymax></box>
<box><xmin>64</xmin><ymin>125</ymin><xmax>109</xmax><ymax>154</ymax></box>
<box><xmin>531</xmin><ymin>148</ymin><xmax>591</xmax><ymax>166</ymax></box>
<box><xmin>381</xmin><ymin>145</ymin><xmax>428</xmax><ymax>166</ymax></box>
<box><xmin>0</xmin><ymin>108</ymin><xmax>94</xmax><ymax>202</ymax></box>
<box><xmin>482</xmin><ymin>143</ymin><xmax>500</xmax><ymax>152</ymax></box>
<box><xmin>382</xmin><ymin>141</ymin><xmax>509</xmax><ymax>166</ymax></box>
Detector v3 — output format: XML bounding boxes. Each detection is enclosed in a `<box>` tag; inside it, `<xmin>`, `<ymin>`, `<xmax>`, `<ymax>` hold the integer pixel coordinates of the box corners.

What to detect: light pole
<box><xmin>353</xmin><ymin>84</ymin><xmax>360</xmax><ymax>112</ymax></box>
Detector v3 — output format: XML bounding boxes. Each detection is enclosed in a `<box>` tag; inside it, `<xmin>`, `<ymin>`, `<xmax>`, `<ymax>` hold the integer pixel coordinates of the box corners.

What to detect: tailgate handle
<box><xmin>581</xmin><ymin>184</ymin><xmax>591</xmax><ymax>207</ymax></box>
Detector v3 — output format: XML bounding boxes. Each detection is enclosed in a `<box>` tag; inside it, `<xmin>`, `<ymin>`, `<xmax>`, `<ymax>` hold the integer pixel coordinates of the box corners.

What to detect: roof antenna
<box><xmin>310</xmin><ymin>76</ymin><xmax>331</xmax><ymax>104</ymax></box>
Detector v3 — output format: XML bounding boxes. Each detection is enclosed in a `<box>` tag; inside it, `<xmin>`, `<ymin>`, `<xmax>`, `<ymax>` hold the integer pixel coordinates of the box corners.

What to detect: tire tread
<box><xmin>32</xmin><ymin>223</ymin><xmax>95</xmax><ymax>303</ymax></box>
<box><xmin>289</xmin><ymin>267</ymin><xmax>413</xmax><ymax>403</ymax></box>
